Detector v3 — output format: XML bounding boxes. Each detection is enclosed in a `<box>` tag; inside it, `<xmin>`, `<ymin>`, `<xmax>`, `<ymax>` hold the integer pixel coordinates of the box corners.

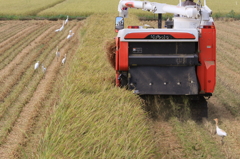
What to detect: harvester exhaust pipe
<box><xmin>158</xmin><ymin>13</ymin><xmax>162</xmax><ymax>28</ymax></box>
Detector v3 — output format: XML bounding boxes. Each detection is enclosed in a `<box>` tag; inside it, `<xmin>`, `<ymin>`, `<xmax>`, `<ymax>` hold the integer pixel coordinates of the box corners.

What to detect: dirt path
<box><xmin>0</xmin><ymin>20</ymin><xmax>83</xmax><ymax>159</ymax></box>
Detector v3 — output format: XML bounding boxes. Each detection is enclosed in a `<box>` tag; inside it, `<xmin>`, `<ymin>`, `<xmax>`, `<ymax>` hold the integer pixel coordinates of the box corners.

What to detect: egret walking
<box><xmin>62</xmin><ymin>54</ymin><xmax>67</xmax><ymax>65</ymax></box>
<box><xmin>55</xmin><ymin>21</ymin><xmax>65</xmax><ymax>32</ymax></box>
<box><xmin>34</xmin><ymin>61</ymin><xmax>39</xmax><ymax>70</ymax></box>
<box><xmin>56</xmin><ymin>46</ymin><xmax>60</xmax><ymax>61</ymax></box>
<box><xmin>214</xmin><ymin>118</ymin><xmax>227</xmax><ymax>145</ymax></box>
<box><xmin>65</xmin><ymin>15</ymin><xmax>69</xmax><ymax>25</ymax></box>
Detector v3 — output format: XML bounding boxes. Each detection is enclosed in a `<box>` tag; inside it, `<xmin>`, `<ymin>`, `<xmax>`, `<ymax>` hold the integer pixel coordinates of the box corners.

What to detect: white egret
<box><xmin>65</xmin><ymin>16</ymin><xmax>69</xmax><ymax>25</ymax></box>
<box><xmin>55</xmin><ymin>28</ymin><xmax>60</xmax><ymax>32</ymax></box>
<box><xmin>66</xmin><ymin>30</ymin><xmax>72</xmax><ymax>39</ymax></box>
<box><xmin>55</xmin><ymin>21</ymin><xmax>65</xmax><ymax>32</ymax></box>
<box><xmin>34</xmin><ymin>61</ymin><xmax>39</xmax><ymax>70</ymax></box>
<box><xmin>56</xmin><ymin>46</ymin><xmax>60</xmax><ymax>61</ymax></box>
<box><xmin>214</xmin><ymin>118</ymin><xmax>227</xmax><ymax>145</ymax></box>
<box><xmin>62</xmin><ymin>54</ymin><xmax>67</xmax><ymax>65</ymax></box>
<box><xmin>144</xmin><ymin>24</ymin><xmax>151</xmax><ymax>28</ymax></box>
<box><xmin>66</xmin><ymin>30</ymin><xmax>74</xmax><ymax>39</ymax></box>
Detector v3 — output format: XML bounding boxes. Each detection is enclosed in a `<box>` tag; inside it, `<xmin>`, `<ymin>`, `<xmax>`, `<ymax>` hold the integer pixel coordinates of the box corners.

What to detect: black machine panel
<box><xmin>129</xmin><ymin>66</ymin><xmax>199</xmax><ymax>95</ymax></box>
<box><xmin>129</xmin><ymin>42</ymin><xmax>198</xmax><ymax>54</ymax></box>
<box><xmin>129</xmin><ymin>54</ymin><xmax>199</xmax><ymax>66</ymax></box>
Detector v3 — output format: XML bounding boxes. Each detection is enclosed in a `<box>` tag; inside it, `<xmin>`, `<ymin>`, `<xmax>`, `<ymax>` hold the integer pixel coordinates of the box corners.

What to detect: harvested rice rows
<box><xmin>213</xmin><ymin>21</ymin><xmax>240</xmax><ymax>114</ymax></box>
<box><xmin>0</xmin><ymin>18</ymin><xmax>239</xmax><ymax>158</ymax></box>
<box><xmin>0</xmin><ymin>20</ymin><xmax>83</xmax><ymax>158</ymax></box>
<box><xmin>0</xmin><ymin>23</ymin><xmax>30</xmax><ymax>44</ymax></box>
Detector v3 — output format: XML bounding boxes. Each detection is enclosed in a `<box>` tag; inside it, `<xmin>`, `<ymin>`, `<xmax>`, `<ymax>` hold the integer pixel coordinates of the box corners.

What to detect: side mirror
<box><xmin>115</xmin><ymin>16</ymin><xmax>124</xmax><ymax>32</ymax></box>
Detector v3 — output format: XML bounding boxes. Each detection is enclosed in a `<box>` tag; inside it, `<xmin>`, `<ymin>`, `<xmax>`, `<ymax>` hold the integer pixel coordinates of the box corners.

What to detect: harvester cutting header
<box><xmin>114</xmin><ymin>0</ymin><xmax>216</xmax><ymax>99</ymax></box>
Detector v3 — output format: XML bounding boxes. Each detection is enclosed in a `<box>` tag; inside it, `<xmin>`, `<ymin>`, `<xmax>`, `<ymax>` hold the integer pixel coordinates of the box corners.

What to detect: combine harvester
<box><xmin>114</xmin><ymin>0</ymin><xmax>216</xmax><ymax>118</ymax></box>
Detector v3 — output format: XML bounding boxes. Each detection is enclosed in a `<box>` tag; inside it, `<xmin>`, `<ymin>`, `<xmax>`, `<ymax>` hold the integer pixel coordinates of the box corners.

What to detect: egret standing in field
<box><xmin>214</xmin><ymin>118</ymin><xmax>227</xmax><ymax>145</ymax></box>
<box><xmin>62</xmin><ymin>54</ymin><xmax>67</xmax><ymax>65</ymax></box>
<box><xmin>56</xmin><ymin>46</ymin><xmax>60</xmax><ymax>61</ymax></box>
<box><xmin>66</xmin><ymin>30</ymin><xmax>72</xmax><ymax>39</ymax></box>
<box><xmin>55</xmin><ymin>21</ymin><xmax>65</xmax><ymax>32</ymax></box>
<box><xmin>34</xmin><ymin>61</ymin><xmax>39</xmax><ymax>70</ymax></box>
<box><xmin>66</xmin><ymin>30</ymin><xmax>74</xmax><ymax>39</ymax></box>
<box><xmin>65</xmin><ymin>15</ymin><xmax>69</xmax><ymax>25</ymax></box>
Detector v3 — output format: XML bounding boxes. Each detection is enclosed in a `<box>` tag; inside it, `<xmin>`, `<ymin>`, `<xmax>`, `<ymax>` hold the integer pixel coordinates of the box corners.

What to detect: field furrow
<box><xmin>0</xmin><ymin>21</ymin><xmax>24</xmax><ymax>34</ymax></box>
<box><xmin>217</xmin><ymin>29</ymin><xmax>240</xmax><ymax>49</ymax></box>
<box><xmin>0</xmin><ymin>21</ymin><xmax>82</xmax><ymax>159</ymax></box>
<box><xmin>0</xmin><ymin>25</ymin><xmax>54</xmax><ymax>102</ymax></box>
<box><xmin>214</xmin><ymin>21</ymin><xmax>240</xmax><ymax>115</ymax></box>
<box><xmin>216</xmin><ymin>22</ymin><xmax>240</xmax><ymax>36</ymax></box>
<box><xmin>0</xmin><ymin>25</ymin><xmax>40</xmax><ymax>67</ymax></box>
<box><xmin>0</xmin><ymin>22</ymin><xmax>6</xmax><ymax>28</ymax></box>
<box><xmin>216</xmin><ymin>62</ymin><xmax>240</xmax><ymax>94</ymax></box>
<box><xmin>214</xmin><ymin>83</ymin><xmax>240</xmax><ymax>116</ymax></box>
<box><xmin>0</xmin><ymin>22</ymin><xmax>57</xmax><ymax>80</ymax></box>
<box><xmin>0</xmin><ymin>22</ymin><xmax>30</xmax><ymax>44</ymax></box>
<box><xmin>216</xmin><ymin>46</ymin><xmax>240</xmax><ymax>93</ymax></box>
<box><xmin>216</xmin><ymin>40</ymin><xmax>240</xmax><ymax>73</ymax></box>
<box><xmin>0</xmin><ymin>24</ymin><xmax>38</xmax><ymax>55</ymax></box>
<box><xmin>0</xmin><ymin>26</ymin><xmax>58</xmax><ymax>127</ymax></box>
<box><xmin>0</xmin><ymin>23</ymin><xmax>52</xmax><ymax>69</ymax></box>
<box><xmin>0</xmin><ymin>22</ymin><xmax>73</xmax><ymax>119</ymax></box>
<box><xmin>0</xmin><ymin>26</ymin><xmax>58</xmax><ymax>117</ymax></box>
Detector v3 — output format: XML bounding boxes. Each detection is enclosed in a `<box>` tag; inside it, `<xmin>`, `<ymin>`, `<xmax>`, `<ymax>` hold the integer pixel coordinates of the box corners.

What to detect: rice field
<box><xmin>0</xmin><ymin>0</ymin><xmax>65</xmax><ymax>16</ymax></box>
<box><xmin>0</xmin><ymin>14</ymin><xmax>240</xmax><ymax>158</ymax></box>
<box><xmin>0</xmin><ymin>0</ymin><xmax>239</xmax><ymax>17</ymax></box>
<box><xmin>0</xmin><ymin>19</ymin><xmax>84</xmax><ymax>158</ymax></box>
<box><xmin>0</xmin><ymin>0</ymin><xmax>240</xmax><ymax>158</ymax></box>
<box><xmin>34</xmin><ymin>16</ymin><xmax>240</xmax><ymax>158</ymax></box>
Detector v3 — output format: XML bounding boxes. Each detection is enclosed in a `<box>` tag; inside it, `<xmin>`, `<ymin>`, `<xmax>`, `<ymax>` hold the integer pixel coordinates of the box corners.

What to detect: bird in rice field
<box><xmin>213</xmin><ymin>118</ymin><xmax>227</xmax><ymax>145</ymax></box>
<box><xmin>62</xmin><ymin>54</ymin><xmax>67</xmax><ymax>65</ymax></box>
<box><xmin>55</xmin><ymin>21</ymin><xmax>65</xmax><ymax>32</ymax></box>
<box><xmin>34</xmin><ymin>61</ymin><xmax>39</xmax><ymax>70</ymax></box>
<box><xmin>65</xmin><ymin>15</ymin><xmax>69</xmax><ymax>25</ymax></box>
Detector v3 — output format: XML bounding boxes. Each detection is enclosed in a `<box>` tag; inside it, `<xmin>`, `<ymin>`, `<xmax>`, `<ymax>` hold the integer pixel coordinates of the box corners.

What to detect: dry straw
<box><xmin>104</xmin><ymin>39</ymin><xmax>116</xmax><ymax>69</ymax></box>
